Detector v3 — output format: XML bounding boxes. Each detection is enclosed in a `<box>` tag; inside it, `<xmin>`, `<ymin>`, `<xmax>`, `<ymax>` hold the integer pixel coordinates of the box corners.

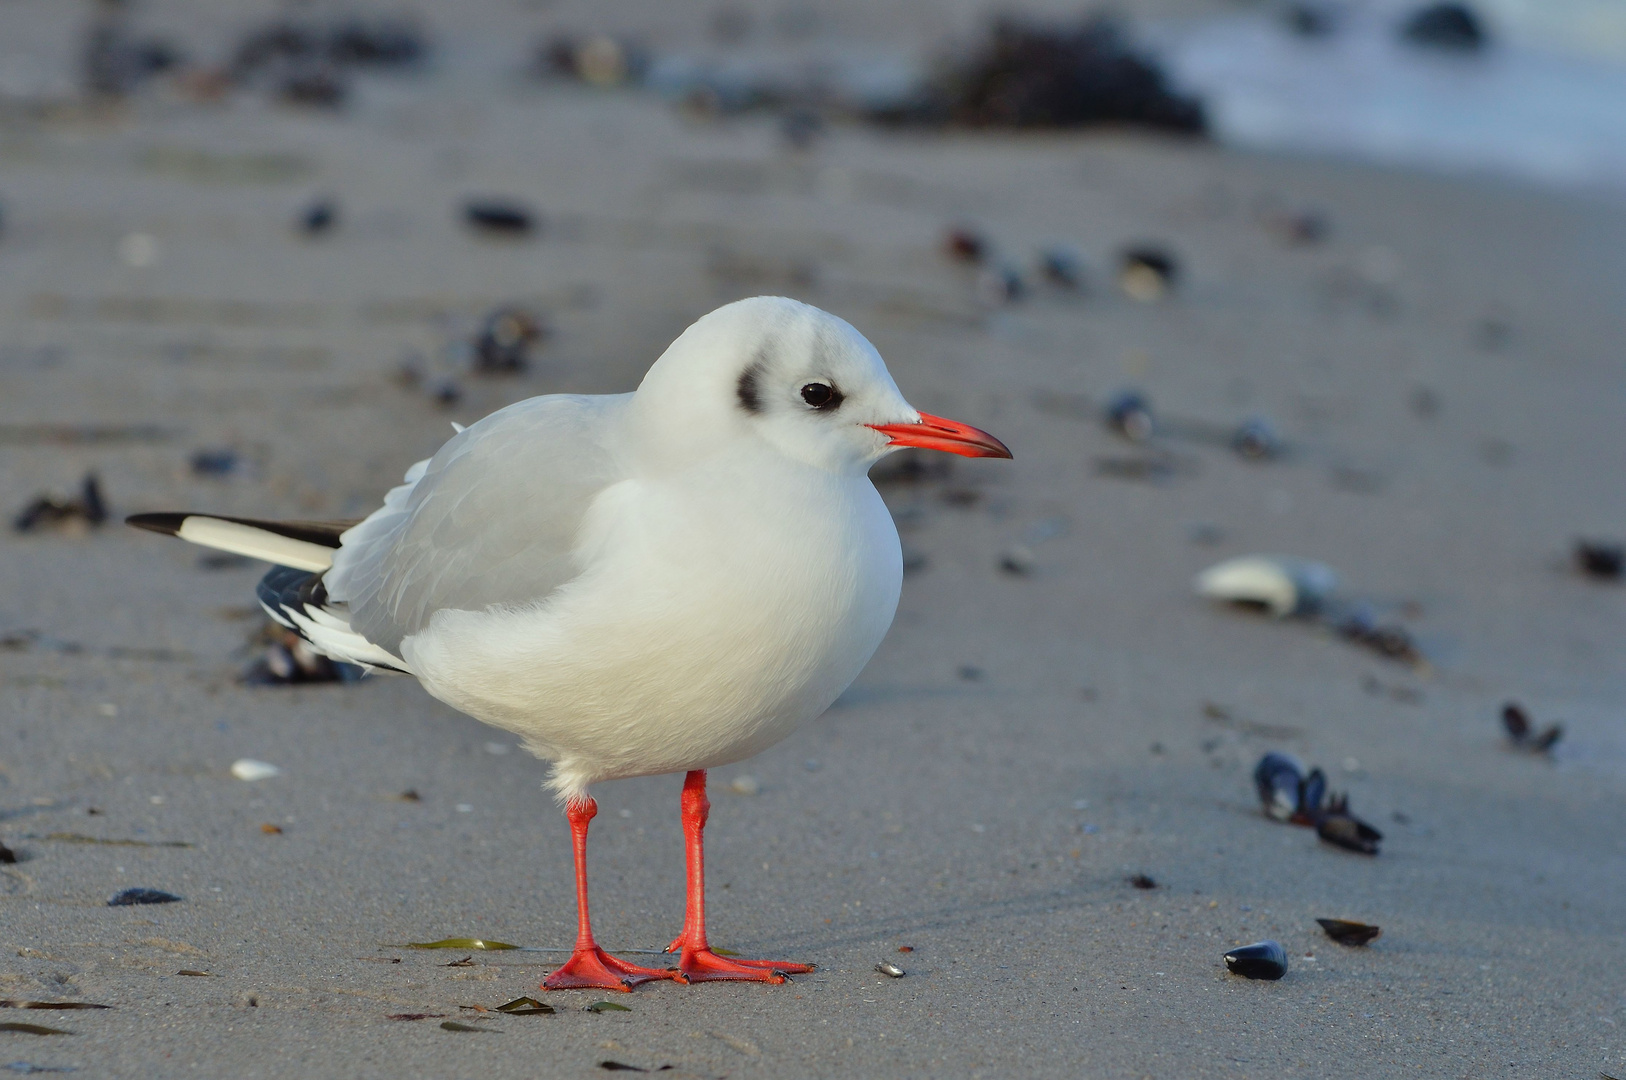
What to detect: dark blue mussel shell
<box><xmin>1253</xmin><ymin>752</ymin><xmax>1302</xmax><ymax>822</ymax></box>
<box><xmin>1224</xmin><ymin>940</ymin><xmax>1287</xmax><ymax>980</ymax></box>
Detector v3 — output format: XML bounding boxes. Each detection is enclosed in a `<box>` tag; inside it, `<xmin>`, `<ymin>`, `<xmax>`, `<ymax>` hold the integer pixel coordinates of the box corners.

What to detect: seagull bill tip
<box><xmin>868</xmin><ymin>412</ymin><xmax>1012</xmax><ymax>459</ymax></box>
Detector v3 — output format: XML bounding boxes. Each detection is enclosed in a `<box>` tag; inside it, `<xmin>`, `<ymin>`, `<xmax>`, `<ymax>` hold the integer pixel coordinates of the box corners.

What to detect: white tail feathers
<box><xmin>174</xmin><ymin>517</ymin><xmax>335</xmax><ymax>571</ymax></box>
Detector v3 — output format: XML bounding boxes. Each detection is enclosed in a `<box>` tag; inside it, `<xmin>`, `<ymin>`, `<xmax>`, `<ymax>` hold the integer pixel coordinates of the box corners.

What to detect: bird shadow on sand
<box><xmin>829</xmin><ymin>683</ymin><xmax>1011</xmax><ymax>709</ymax></box>
<box><xmin>748</xmin><ymin>881</ymin><xmax>1117</xmax><ymax>959</ymax></box>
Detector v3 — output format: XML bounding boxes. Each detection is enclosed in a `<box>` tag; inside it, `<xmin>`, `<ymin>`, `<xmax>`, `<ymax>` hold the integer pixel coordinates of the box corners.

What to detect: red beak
<box><xmin>868</xmin><ymin>412</ymin><xmax>1013</xmax><ymax>459</ymax></box>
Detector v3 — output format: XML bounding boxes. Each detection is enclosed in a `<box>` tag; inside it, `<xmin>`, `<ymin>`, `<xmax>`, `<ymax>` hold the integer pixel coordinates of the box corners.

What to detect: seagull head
<box><xmin>634</xmin><ymin>296</ymin><xmax>1011</xmax><ymax>475</ymax></box>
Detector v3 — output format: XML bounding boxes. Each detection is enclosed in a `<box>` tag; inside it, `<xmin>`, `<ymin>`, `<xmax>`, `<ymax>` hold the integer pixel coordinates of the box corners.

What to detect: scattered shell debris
<box><xmin>1252</xmin><ymin>752</ymin><xmax>1382</xmax><ymax>855</ymax></box>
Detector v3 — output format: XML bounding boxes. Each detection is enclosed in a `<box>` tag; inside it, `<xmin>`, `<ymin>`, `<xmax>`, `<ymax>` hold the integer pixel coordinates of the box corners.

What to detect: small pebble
<box><xmin>974</xmin><ymin>264</ymin><xmax>1024</xmax><ymax>305</ymax></box>
<box><xmin>998</xmin><ymin>544</ymin><xmax>1035</xmax><ymax>575</ymax></box>
<box><xmin>1574</xmin><ymin>540</ymin><xmax>1624</xmax><ymax>581</ymax></box>
<box><xmin>463</xmin><ymin>199</ymin><xmax>537</xmax><ymax>236</ymax></box>
<box><xmin>189</xmin><ymin>449</ymin><xmax>239</xmax><ymax>477</ymax></box>
<box><xmin>298</xmin><ymin>198</ymin><xmax>337</xmax><ymax>235</ymax></box>
<box><xmin>1231</xmin><ymin>417</ymin><xmax>1281</xmax><ymax>461</ymax></box>
<box><xmin>779</xmin><ymin>109</ymin><xmax>823</xmax><ymax>149</ymax></box>
<box><xmin>1038</xmin><ymin>246</ymin><xmax>1084</xmax><ymax>289</ymax></box>
<box><xmin>727</xmin><ymin>775</ymin><xmax>760</xmax><ymax>796</ymax></box>
<box><xmin>875</xmin><ymin>962</ymin><xmax>905</xmax><ymax>978</ymax></box>
<box><xmin>1118</xmin><ymin>246</ymin><xmax>1178</xmax><ymax>301</ymax></box>
<box><xmin>943</xmin><ymin>227</ymin><xmax>987</xmax><ymax>264</ymax></box>
<box><xmin>108</xmin><ymin>888</ymin><xmax>182</xmax><ymax>906</ymax></box>
<box><xmin>230</xmin><ymin>759</ymin><xmax>282</xmax><ymax>781</ymax></box>
<box><xmin>1103</xmin><ymin>391</ymin><xmax>1155</xmax><ymax>442</ymax></box>
<box><xmin>1400</xmin><ymin>2</ymin><xmax>1487</xmax><ymax>51</ymax></box>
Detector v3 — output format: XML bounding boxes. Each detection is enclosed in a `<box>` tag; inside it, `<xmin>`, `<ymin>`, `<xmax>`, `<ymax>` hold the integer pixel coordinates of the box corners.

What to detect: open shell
<box><xmin>1195</xmin><ymin>555</ymin><xmax>1336</xmax><ymax>617</ymax></box>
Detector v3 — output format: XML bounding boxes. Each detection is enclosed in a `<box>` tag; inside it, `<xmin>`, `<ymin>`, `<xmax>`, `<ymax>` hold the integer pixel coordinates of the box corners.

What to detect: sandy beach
<box><xmin>0</xmin><ymin>2</ymin><xmax>1623</xmax><ymax>1076</ymax></box>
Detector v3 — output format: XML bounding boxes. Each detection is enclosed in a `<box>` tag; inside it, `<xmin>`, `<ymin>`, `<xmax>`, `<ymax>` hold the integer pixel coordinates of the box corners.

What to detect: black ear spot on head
<box><xmin>737</xmin><ymin>359</ymin><xmax>765</xmax><ymax>414</ymax></box>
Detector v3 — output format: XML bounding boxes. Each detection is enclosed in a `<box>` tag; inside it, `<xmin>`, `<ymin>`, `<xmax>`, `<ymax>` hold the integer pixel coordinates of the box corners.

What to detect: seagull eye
<box><xmin>800</xmin><ymin>382</ymin><xmax>841</xmax><ymax>410</ymax></box>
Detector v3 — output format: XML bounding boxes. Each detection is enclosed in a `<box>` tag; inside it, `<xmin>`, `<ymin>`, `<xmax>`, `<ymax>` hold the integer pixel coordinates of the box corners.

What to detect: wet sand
<box><xmin>1</xmin><ymin>3</ymin><xmax>1624</xmax><ymax>1077</ymax></box>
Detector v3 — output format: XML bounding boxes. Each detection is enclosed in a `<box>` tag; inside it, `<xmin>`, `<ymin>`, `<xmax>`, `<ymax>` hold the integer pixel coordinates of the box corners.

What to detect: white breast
<box><xmin>400</xmin><ymin>455</ymin><xmax>902</xmax><ymax>798</ymax></box>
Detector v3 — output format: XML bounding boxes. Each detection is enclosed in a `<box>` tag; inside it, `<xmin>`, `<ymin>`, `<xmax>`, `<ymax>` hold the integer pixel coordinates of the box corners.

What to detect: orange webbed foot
<box><xmin>541</xmin><ymin>945</ymin><xmax>676</xmax><ymax>991</ymax></box>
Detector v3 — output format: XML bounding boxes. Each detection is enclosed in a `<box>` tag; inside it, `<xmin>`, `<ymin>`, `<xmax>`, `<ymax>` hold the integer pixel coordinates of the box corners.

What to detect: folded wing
<box><xmin>325</xmin><ymin>393</ymin><xmax>632</xmax><ymax>658</ymax></box>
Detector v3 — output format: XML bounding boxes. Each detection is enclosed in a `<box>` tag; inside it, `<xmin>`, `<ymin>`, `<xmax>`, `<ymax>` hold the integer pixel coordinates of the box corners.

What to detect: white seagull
<box><xmin>130</xmin><ymin>296</ymin><xmax>1011</xmax><ymax>990</ymax></box>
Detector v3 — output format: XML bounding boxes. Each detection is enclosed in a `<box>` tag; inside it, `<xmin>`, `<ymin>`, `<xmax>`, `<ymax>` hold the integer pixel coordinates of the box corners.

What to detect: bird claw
<box><xmin>541</xmin><ymin>945</ymin><xmax>676</xmax><ymax>991</ymax></box>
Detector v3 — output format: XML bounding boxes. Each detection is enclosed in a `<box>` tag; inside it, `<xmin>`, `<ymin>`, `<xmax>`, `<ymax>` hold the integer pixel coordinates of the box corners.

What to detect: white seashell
<box><xmin>1194</xmin><ymin>555</ymin><xmax>1336</xmax><ymax>617</ymax></box>
<box><xmin>230</xmin><ymin>758</ymin><xmax>282</xmax><ymax>781</ymax></box>
<box><xmin>728</xmin><ymin>775</ymin><xmax>761</xmax><ymax>796</ymax></box>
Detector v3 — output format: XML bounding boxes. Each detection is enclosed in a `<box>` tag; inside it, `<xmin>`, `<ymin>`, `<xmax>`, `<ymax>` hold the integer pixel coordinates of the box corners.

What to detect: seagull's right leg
<box><xmin>541</xmin><ymin>796</ymin><xmax>675</xmax><ymax>991</ymax></box>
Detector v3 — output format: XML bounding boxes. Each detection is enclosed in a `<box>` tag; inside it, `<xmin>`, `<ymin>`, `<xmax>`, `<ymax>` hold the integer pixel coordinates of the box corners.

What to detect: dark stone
<box><xmin>944</xmin><ymin>228</ymin><xmax>987</xmax><ymax>264</ymax></box>
<box><xmin>463</xmin><ymin>200</ymin><xmax>537</xmax><ymax>236</ymax></box>
<box><xmin>298</xmin><ymin>199</ymin><xmax>337</xmax><ymax>235</ymax></box>
<box><xmin>189</xmin><ymin>449</ymin><xmax>239</xmax><ymax>476</ymax></box>
<box><xmin>1284</xmin><ymin>3</ymin><xmax>1337</xmax><ymax>37</ymax></box>
<box><xmin>1038</xmin><ymin>247</ymin><xmax>1085</xmax><ymax>289</ymax></box>
<box><xmin>108</xmin><ymin>888</ymin><xmax>182</xmax><ymax>906</ymax></box>
<box><xmin>1400</xmin><ymin>3</ymin><xmax>1488</xmax><ymax>51</ymax></box>
<box><xmin>1223</xmin><ymin>940</ymin><xmax>1287</xmax><ymax>979</ymax></box>
<box><xmin>1574</xmin><ymin>540</ymin><xmax>1624</xmax><ymax>580</ymax></box>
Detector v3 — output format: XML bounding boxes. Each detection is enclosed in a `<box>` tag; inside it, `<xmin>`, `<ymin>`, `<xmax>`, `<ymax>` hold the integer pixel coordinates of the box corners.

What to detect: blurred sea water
<box><xmin>1152</xmin><ymin>0</ymin><xmax>1626</xmax><ymax>194</ymax></box>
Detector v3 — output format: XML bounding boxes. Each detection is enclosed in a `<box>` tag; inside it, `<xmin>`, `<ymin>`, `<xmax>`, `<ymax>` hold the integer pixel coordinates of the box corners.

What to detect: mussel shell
<box><xmin>1195</xmin><ymin>555</ymin><xmax>1335</xmax><ymax>618</ymax></box>
<box><xmin>1231</xmin><ymin>417</ymin><xmax>1281</xmax><ymax>460</ymax></box>
<box><xmin>1316</xmin><ymin>918</ymin><xmax>1381</xmax><ymax>946</ymax></box>
<box><xmin>1252</xmin><ymin>753</ymin><xmax>1302</xmax><ymax>822</ymax></box>
<box><xmin>1501</xmin><ymin>701</ymin><xmax>1531</xmax><ymax>741</ymax></box>
<box><xmin>1223</xmin><ymin>940</ymin><xmax>1287</xmax><ymax>980</ymax></box>
<box><xmin>1292</xmin><ymin>767</ymin><xmax>1328</xmax><ymax>825</ymax></box>
<box><xmin>1104</xmin><ymin>390</ymin><xmax>1155</xmax><ymax>442</ymax></box>
<box><xmin>1316</xmin><ymin>812</ymin><xmax>1382</xmax><ymax>855</ymax></box>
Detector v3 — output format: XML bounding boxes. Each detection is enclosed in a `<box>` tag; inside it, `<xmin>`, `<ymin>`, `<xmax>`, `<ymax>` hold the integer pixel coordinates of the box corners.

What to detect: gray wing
<box><xmin>324</xmin><ymin>393</ymin><xmax>631</xmax><ymax>657</ymax></box>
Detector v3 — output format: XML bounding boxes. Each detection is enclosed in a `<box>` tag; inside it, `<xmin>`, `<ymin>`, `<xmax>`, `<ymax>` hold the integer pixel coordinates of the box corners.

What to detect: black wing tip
<box><xmin>125</xmin><ymin>512</ymin><xmax>190</xmax><ymax>536</ymax></box>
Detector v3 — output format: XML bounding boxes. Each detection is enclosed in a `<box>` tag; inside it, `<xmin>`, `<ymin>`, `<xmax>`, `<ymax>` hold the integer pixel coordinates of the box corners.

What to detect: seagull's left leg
<box><xmin>542</xmin><ymin>795</ymin><xmax>676</xmax><ymax>991</ymax></box>
<box><xmin>664</xmin><ymin>770</ymin><xmax>815</xmax><ymax>983</ymax></box>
